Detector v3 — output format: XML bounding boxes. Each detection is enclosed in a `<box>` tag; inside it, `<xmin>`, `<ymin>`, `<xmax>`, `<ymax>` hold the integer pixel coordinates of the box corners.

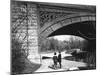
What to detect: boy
<box><xmin>58</xmin><ymin>52</ymin><xmax>62</xmax><ymax>68</ymax></box>
<box><xmin>53</xmin><ymin>52</ymin><xmax>58</xmax><ymax>69</ymax></box>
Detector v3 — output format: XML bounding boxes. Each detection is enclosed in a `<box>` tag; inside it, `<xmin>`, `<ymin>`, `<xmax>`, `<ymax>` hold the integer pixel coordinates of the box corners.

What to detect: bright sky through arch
<box><xmin>54</xmin><ymin>35</ymin><xmax>71</xmax><ymax>41</ymax></box>
<box><xmin>50</xmin><ymin>35</ymin><xmax>85</xmax><ymax>41</ymax></box>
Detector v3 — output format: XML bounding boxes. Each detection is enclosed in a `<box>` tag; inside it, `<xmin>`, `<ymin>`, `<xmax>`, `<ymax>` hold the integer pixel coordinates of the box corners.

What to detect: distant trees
<box><xmin>64</xmin><ymin>36</ymin><xmax>88</xmax><ymax>51</ymax></box>
<box><xmin>40</xmin><ymin>38</ymin><xmax>60</xmax><ymax>52</ymax></box>
<box><xmin>40</xmin><ymin>36</ymin><xmax>88</xmax><ymax>52</ymax></box>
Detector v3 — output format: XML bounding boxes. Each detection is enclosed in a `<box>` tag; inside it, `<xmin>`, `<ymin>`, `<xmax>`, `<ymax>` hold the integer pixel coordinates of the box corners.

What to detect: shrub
<box><xmin>11</xmin><ymin>39</ymin><xmax>26</xmax><ymax>74</ymax></box>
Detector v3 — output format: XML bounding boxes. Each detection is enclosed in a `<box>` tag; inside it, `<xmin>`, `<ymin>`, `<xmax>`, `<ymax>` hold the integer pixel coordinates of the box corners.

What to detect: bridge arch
<box><xmin>40</xmin><ymin>14</ymin><xmax>96</xmax><ymax>39</ymax></box>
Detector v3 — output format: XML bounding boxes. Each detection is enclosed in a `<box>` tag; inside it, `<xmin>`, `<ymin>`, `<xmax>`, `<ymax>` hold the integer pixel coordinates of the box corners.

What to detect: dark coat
<box><xmin>58</xmin><ymin>54</ymin><xmax>61</xmax><ymax>62</ymax></box>
<box><xmin>53</xmin><ymin>56</ymin><xmax>58</xmax><ymax>64</ymax></box>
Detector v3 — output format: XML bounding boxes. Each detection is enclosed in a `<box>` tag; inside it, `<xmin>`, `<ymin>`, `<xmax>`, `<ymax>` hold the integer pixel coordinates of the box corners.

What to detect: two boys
<box><xmin>53</xmin><ymin>52</ymin><xmax>62</xmax><ymax>69</ymax></box>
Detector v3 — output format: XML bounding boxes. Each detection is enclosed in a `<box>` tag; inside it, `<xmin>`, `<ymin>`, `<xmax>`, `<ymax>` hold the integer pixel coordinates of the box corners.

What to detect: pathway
<box><xmin>33</xmin><ymin>51</ymin><xmax>87</xmax><ymax>72</ymax></box>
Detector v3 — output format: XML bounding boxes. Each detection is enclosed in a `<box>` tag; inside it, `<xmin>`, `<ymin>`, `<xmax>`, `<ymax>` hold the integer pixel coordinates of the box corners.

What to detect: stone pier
<box><xmin>27</xmin><ymin>3</ymin><xmax>40</xmax><ymax>64</ymax></box>
<box><xmin>11</xmin><ymin>1</ymin><xmax>40</xmax><ymax>64</ymax></box>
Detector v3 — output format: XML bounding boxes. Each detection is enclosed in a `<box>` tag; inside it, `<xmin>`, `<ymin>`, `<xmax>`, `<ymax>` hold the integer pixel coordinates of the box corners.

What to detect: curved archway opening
<box><xmin>48</xmin><ymin>21</ymin><xmax>96</xmax><ymax>40</ymax></box>
<box><xmin>40</xmin><ymin>21</ymin><xmax>96</xmax><ymax>70</ymax></box>
<box><xmin>41</xmin><ymin>35</ymin><xmax>87</xmax><ymax>52</ymax></box>
<box><xmin>47</xmin><ymin>21</ymin><xmax>96</xmax><ymax>52</ymax></box>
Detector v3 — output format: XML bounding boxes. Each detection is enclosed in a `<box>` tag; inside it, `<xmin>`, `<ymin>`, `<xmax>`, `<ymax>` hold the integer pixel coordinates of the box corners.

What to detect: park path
<box><xmin>35</xmin><ymin>59</ymin><xmax>87</xmax><ymax>72</ymax></box>
<box><xmin>34</xmin><ymin>51</ymin><xmax>87</xmax><ymax>72</ymax></box>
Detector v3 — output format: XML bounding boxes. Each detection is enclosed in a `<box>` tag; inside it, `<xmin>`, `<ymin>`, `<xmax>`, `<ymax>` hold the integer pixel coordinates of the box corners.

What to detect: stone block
<box><xmin>40</xmin><ymin>30</ymin><xmax>48</xmax><ymax>38</ymax></box>
<box><xmin>45</xmin><ymin>27</ymin><xmax>53</xmax><ymax>36</ymax></box>
<box><xmin>88</xmin><ymin>16</ymin><xmax>96</xmax><ymax>21</ymax></box>
<box><xmin>71</xmin><ymin>17</ymin><xmax>81</xmax><ymax>23</ymax></box>
<box><xmin>51</xmin><ymin>22</ymin><xmax>62</xmax><ymax>31</ymax></box>
<box><xmin>80</xmin><ymin>16</ymin><xmax>89</xmax><ymax>22</ymax></box>
<box><xmin>61</xmin><ymin>19</ymin><xmax>71</xmax><ymax>26</ymax></box>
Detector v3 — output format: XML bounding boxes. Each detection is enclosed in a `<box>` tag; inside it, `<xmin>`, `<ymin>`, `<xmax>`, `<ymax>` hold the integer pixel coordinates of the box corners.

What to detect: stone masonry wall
<box><xmin>11</xmin><ymin>1</ymin><xmax>40</xmax><ymax>63</ymax></box>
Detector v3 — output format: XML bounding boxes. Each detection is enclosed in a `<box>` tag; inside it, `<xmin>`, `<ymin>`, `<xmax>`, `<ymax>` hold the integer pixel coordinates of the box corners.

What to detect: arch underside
<box><xmin>40</xmin><ymin>15</ymin><xmax>96</xmax><ymax>40</ymax></box>
<box><xmin>48</xmin><ymin>21</ymin><xmax>96</xmax><ymax>40</ymax></box>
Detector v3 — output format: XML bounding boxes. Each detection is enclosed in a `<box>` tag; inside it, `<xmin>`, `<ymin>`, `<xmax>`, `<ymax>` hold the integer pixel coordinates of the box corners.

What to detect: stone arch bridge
<box><xmin>39</xmin><ymin>13</ymin><xmax>95</xmax><ymax>39</ymax></box>
<box><xmin>11</xmin><ymin>1</ymin><xmax>96</xmax><ymax>64</ymax></box>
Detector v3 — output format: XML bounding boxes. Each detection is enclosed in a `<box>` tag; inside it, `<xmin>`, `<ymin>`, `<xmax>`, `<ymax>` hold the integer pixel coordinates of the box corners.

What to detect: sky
<box><xmin>49</xmin><ymin>35</ymin><xmax>85</xmax><ymax>41</ymax></box>
<box><xmin>53</xmin><ymin>35</ymin><xmax>71</xmax><ymax>41</ymax></box>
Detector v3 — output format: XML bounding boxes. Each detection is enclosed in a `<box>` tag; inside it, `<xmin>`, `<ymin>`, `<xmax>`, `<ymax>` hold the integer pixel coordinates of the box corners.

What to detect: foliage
<box><xmin>12</xmin><ymin>39</ymin><xmax>27</xmax><ymax>73</ymax></box>
<box><xmin>40</xmin><ymin>36</ymin><xmax>88</xmax><ymax>52</ymax></box>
